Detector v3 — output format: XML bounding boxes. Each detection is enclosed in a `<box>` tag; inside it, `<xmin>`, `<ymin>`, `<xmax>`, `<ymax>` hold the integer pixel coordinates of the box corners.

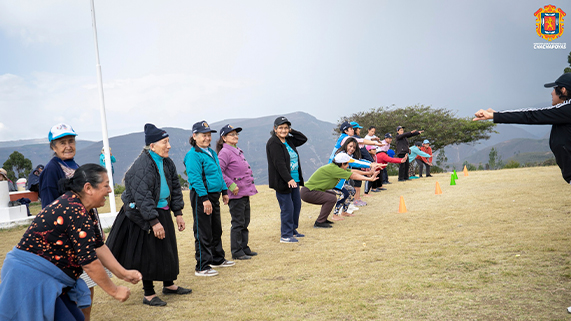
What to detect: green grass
<box><xmin>1</xmin><ymin>166</ymin><xmax>571</xmax><ymax>320</ymax></box>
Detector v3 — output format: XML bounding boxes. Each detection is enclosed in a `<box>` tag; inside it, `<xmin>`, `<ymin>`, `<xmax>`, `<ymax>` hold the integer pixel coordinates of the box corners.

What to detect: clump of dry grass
<box><xmin>1</xmin><ymin>167</ymin><xmax>571</xmax><ymax>320</ymax></box>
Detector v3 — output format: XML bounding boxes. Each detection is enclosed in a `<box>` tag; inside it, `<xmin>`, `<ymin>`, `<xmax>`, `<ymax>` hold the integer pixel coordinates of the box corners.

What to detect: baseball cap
<box><xmin>339</xmin><ymin>121</ymin><xmax>352</xmax><ymax>132</ymax></box>
<box><xmin>544</xmin><ymin>73</ymin><xmax>571</xmax><ymax>88</ymax></box>
<box><xmin>384</xmin><ymin>133</ymin><xmax>393</xmax><ymax>139</ymax></box>
<box><xmin>396</xmin><ymin>126</ymin><xmax>405</xmax><ymax>131</ymax></box>
<box><xmin>192</xmin><ymin>121</ymin><xmax>217</xmax><ymax>134</ymax></box>
<box><xmin>274</xmin><ymin>116</ymin><xmax>291</xmax><ymax>127</ymax></box>
<box><xmin>48</xmin><ymin>123</ymin><xmax>78</xmax><ymax>142</ymax></box>
<box><xmin>423</xmin><ymin>139</ymin><xmax>430</xmax><ymax>144</ymax></box>
<box><xmin>334</xmin><ymin>152</ymin><xmax>352</xmax><ymax>164</ymax></box>
<box><xmin>349</xmin><ymin>121</ymin><xmax>363</xmax><ymax>129</ymax></box>
<box><xmin>366</xmin><ymin>145</ymin><xmax>376</xmax><ymax>151</ymax></box>
<box><xmin>220</xmin><ymin>124</ymin><xmax>243</xmax><ymax>137</ymax></box>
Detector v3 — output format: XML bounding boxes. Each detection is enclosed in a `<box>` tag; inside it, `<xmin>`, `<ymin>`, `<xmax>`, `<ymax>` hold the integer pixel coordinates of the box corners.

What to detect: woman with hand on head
<box><xmin>0</xmin><ymin>164</ymin><xmax>141</xmax><ymax>320</ymax></box>
<box><xmin>185</xmin><ymin>121</ymin><xmax>235</xmax><ymax>277</ymax></box>
<box><xmin>266</xmin><ymin>116</ymin><xmax>308</xmax><ymax>243</ymax></box>
<box><xmin>216</xmin><ymin>124</ymin><xmax>258</xmax><ymax>260</ymax></box>
<box><xmin>107</xmin><ymin>124</ymin><xmax>190</xmax><ymax>307</ymax></box>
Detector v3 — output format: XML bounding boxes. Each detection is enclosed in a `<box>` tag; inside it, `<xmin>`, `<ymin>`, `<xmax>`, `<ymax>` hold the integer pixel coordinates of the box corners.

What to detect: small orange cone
<box><xmin>463</xmin><ymin>165</ymin><xmax>469</xmax><ymax>176</ymax></box>
<box><xmin>435</xmin><ymin>181</ymin><xmax>442</xmax><ymax>195</ymax></box>
<box><xmin>398</xmin><ymin>196</ymin><xmax>407</xmax><ymax>213</ymax></box>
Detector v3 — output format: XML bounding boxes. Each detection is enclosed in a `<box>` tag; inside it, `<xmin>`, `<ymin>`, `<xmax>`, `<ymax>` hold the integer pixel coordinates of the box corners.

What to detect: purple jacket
<box><xmin>218</xmin><ymin>143</ymin><xmax>258</xmax><ymax>199</ymax></box>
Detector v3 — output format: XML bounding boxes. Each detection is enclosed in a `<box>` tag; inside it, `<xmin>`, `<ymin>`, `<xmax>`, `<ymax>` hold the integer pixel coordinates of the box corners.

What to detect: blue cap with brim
<box><xmin>423</xmin><ymin>140</ymin><xmax>430</xmax><ymax>144</ymax></box>
<box><xmin>350</xmin><ymin>121</ymin><xmax>363</xmax><ymax>129</ymax></box>
<box><xmin>48</xmin><ymin>123</ymin><xmax>78</xmax><ymax>142</ymax></box>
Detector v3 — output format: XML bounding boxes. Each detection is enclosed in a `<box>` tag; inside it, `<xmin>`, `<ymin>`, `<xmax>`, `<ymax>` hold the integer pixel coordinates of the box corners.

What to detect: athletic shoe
<box><xmin>354</xmin><ymin>200</ymin><xmax>367</xmax><ymax>206</ymax></box>
<box><xmin>210</xmin><ymin>260</ymin><xmax>235</xmax><ymax>268</ymax></box>
<box><xmin>371</xmin><ymin>188</ymin><xmax>381</xmax><ymax>192</ymax></box>
<box><xmin>398</xmin><ymin>179</ymin><xmax>406</xmax><ymax>182</ymax></box>
<box><xmin>384</xmin><ymin>181</ymin><xmax>391</xmax><ymax>184</ymax></box>
<box><xmin>280</xmin><ymin>237</ymin><xmax>299</xmax><ymax>243</ymax></box>
<box><xmin>314</xmin><ymin>221</ymin><xmax>332</xmax><ymax>228</ymax></box>
<box><xmin>567</xmin><ymin>306</ymin><xmax>571</xmax><ymax>314</ymax></box>
<box><xmin>347</xmin><ymin>204</ymin><xmax>359</xmax><ymax>212</ymax></box>
<box><xmin>426</xmin><ymin>174</ymin><xmax>433</xmax><ymax>177</ymax></box>
<box><xmin>232</xmin><ymin>255</ymin><xmax>251</xmax><ymax>260</ymax></box>
<box><xmin>195</xmin><ymin>268</ymin><xmax>219</xmax><ymax>277</ymax></box>
<box><xmin>325</xmin><ymin>220</ymin><xmax>335</xmax><ymax>224</ymax></box>
<box><xmin>244</xmin><ymin>251</ymin><xmax>258</xmax><ymax>256</ymax></box>
<box><xmin>293</xmin><ymin>231</ymin><xmax>305</xmax><ymax>237</ymax></box>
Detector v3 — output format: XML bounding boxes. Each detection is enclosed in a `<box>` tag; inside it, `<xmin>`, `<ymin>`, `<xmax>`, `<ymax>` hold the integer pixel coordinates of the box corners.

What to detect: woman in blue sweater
<box><xmin>185</xmin><ymin>121</ymin><xmax>235</xmax><ymax>277</ymax></box>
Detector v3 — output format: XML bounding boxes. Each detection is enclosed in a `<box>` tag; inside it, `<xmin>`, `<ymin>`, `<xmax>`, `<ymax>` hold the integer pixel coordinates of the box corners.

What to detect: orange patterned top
<box><xmin>17</xmin><ymin>191</ymin><xmax>104</xmax><ymax>279</ymax></box>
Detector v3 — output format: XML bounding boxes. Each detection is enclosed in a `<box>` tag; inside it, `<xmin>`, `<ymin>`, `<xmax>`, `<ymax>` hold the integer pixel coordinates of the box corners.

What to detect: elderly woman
<box><xmin>301</xmin><ymin>153</ymin><xmax>379</xmax><ymax>228</ymax></box>
<box><xmin>39</xmin><ymin>123</ymin><xmax>80</xmax><ymax>208</ymax></box>
<box><xmin>216</xmin><ymin>124</ymin><xmax>258</xmax><ymax>260</ymax></box>
<box><xmin>185</xmin><ymin>121</ymin><xmax>235</xmax><ymax>277</ymax></box>
<box><xmin>0</xmin><ymin>164</ymin><xmax>142</xmax><ymax>320</ymax></box>
<box><xmin>266</xmin><ymin>116</ymin><xmax>307</xmax><ymax>243</ymax></box>
<box><xmin>107</xmin><ymin>124</ymin><xmax>190</xmax><ymax>307</ymax></box>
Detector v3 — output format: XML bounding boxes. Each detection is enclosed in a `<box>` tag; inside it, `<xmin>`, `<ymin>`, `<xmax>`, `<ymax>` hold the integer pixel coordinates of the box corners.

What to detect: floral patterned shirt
<box><xmin>17</xmin><ymin>191</ymin><xmax>104</xmax><ymax>280</ymax></box>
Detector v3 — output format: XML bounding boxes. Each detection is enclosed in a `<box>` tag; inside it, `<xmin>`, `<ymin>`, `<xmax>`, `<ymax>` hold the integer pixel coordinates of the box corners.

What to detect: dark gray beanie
<box><xmin>144</xmin><ymin>123</ymin><xmax>169</xmax><ymax>145</ymax></box>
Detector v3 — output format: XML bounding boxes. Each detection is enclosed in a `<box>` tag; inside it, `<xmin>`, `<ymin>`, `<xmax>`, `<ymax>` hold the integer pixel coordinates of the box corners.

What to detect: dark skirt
<box><xmin>106</xmin><ymin>207</ymin><xmax>179</xmax><ymax>281</ymax></box>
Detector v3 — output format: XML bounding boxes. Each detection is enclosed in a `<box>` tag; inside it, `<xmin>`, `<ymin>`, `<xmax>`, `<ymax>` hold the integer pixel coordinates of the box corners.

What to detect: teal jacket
<box><xmin>184</xmin><ymin>146</ymin><xmax>228</xmax><ymax>202</ymax></box>
<box><xmin>408</xmin><ymin>146</ymin><xmax>432</xmax><ymax>163</ymax></box>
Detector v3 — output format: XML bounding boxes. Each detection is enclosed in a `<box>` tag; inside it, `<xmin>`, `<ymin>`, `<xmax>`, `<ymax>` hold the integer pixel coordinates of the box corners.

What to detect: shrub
<box><xmin>114</xmin><ymin>184</ymin><xmax>125</xmax><ymax>195</ymax></box>
<box><xmin>503</xmin><ymin>160</ymin><xmax>520</xmax><ymax>169</ymax></box>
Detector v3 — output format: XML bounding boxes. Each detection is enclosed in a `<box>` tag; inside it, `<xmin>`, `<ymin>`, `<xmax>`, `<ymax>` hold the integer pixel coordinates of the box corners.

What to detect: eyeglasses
<box><xmin>226</xmin><ymin>133</ymin><xmax>239</xmax><ymax>137</ymax></box>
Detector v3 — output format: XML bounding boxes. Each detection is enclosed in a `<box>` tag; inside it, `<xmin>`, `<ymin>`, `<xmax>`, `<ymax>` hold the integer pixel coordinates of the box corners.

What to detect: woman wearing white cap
<box><xmin>39</xmin><ymin>123</ymin><xmax>79</xmax><ymax>209</ymax></box>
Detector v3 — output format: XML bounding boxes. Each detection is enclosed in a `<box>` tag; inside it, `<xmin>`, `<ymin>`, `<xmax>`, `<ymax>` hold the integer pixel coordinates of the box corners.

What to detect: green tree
<box><xmin>178</xmin><ymin>174</ymin><xmax>189</xmax><ymax>189</ymax></box>
<box><xmin>504</xmin><ymin>160</ymin><xmax>520</xmax><ymax>169</ymax></box>
<box><xmin>488</xmin><ymin>147</ymin><xmax>504</xmax><ymax>170</ymax></box>
<box><xmin>435</xmin><ymin>149</ymin><xmax>449</xmax><ymax>172</ymax></box>
<box><xmin>564</xmin><ymin>51</ymin><xmax>571</xmax><ymax>74</ymax></box>
<box><xmin>2</xmin><ymin>151</ymin><xmax>32</xmax><ymax>181</ymax></box>
<box><xmin>339</xmin><ymin>105</ymin><xmax>496</xmax><ymax>152</ymax></box>
<box><xmin>462</xmin><ymin>160</ymin><xmax>477</xmax><ymax>171</ymax></box>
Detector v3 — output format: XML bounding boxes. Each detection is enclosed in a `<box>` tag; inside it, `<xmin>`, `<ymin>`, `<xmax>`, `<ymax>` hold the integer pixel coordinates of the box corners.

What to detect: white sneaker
<box><xmin>567</xmin><ymin>306</ymin><xmax>571</xmax><ymax>314</ymax></box>
<box><xmin>195</xmin><ymin>268</ymin><xmax>218</xmax><ymax>277</ymax></box>
<box><xmin>210</xmin><ymin>260</ymin><xmax>235</xmax><ymax>268</ymax></box>
<box><xmin>347</xmin><ymin>204</ymin><xmax>359</xmax><ymax>212</ymax></box>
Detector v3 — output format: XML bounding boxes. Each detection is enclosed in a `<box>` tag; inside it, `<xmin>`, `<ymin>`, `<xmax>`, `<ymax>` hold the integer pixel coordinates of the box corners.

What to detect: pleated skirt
<box><xmin>106</xmin><ymin>207</ymin><xmax>179</xmax><ymax>281</ymax></box>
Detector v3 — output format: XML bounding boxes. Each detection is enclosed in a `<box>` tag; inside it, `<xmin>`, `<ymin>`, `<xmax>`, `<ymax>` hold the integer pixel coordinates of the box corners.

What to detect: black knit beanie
<box><xmin>144</xmin><ymin>123</ymin><xmax>169</xmax><ymax>145</ymax></box>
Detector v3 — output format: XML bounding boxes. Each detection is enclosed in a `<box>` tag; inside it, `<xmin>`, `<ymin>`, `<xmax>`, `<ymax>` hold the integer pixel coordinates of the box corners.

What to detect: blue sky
<box><xmin>0</xmin><ymin>0</ymin><xmax>569</xmax><ymax>141</ymax></box>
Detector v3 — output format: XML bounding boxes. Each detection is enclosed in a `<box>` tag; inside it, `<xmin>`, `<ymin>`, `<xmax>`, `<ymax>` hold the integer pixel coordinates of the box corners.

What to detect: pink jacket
<box><xmin>218</xmin><ymin>143</ymin><xmax>258</xmax><ymax>199</ymax></box>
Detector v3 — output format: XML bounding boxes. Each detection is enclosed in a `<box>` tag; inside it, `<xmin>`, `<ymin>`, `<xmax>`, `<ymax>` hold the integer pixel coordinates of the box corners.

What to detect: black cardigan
<box><xmin>266</xmin><ymin>129</ymin><xmax>307</xmax><ymax>194</ymax></box>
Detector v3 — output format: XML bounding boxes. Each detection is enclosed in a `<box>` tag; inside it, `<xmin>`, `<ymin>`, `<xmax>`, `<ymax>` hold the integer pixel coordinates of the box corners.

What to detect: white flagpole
<box><xmin>90</xmin><ymin>0</ymin><xmax>117</xmax><ymax>214</ymax></box>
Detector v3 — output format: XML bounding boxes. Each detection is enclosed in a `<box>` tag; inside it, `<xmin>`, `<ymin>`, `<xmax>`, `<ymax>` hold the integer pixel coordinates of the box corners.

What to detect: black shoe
<box><xmin>426</xmin><ymin>174</ymin><xmax>433</xmax><ymax>177</ymax></box>
<box><xmin>233</xmin><ymin>255</ymin><xmax>252</xmax><ymax>260</ymax></box>
<box><xmin>384</xmin><ymin>181</ymin><xmax>391</xmax><ymax>184</ymax></box>
<box><xmin>244</xmin><ymin>251</ymin><xmax>258</xmax><ymax>256</ymax></box>
<box><xmin>325</xmin><ymin>220</ymin><xmax>334</xmax><ymax>224</ymax></box>
<box><xmin>398</xmin><ymin>179</ymin><xmax>406</xmax><ymax>182</ymax></box>
<box><xmin>314</xmin><ymin>221</ymin><xmax>332</xmax><ymax>228</ymax></box>
<box><xmin>162</xmin><ymin>286</ymin><xmax>192</xmax><ymax>295</ymax></box>
<box><xmin>143</xmin><ymin>296</ymin><xmax>167</xmax><ymax>306</ymax></box>
<box><xmin>379</xmin><ymin>188</ymin><xmax>387</xmax><ymax>191</ymax></box>
<box><xmin>418</xmin><ymin>175</ymin><xmax>423</xmax><ymax>178</ymax></box>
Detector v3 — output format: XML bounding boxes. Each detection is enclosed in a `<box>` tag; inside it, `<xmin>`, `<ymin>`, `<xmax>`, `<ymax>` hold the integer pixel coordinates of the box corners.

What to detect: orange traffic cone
<box><xmin>398</xmin><ymin>196</ymin><xmax>407</xmax><ymax>213</ymax></box>
<box><xmin>435</xmin><ymin>181</ymin><xmax>442</xmax><ymax>195</ymax></box>
<box><xmin>463</xmin><ymin>165</ymin><xmax>469</xmax><ymax>176</ymax></box>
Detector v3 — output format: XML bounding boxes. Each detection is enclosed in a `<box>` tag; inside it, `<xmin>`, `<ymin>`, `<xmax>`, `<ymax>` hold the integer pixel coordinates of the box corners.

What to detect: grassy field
<box><xmin>1</xmin><ymin>166</ymin><xmax>571</xmax><ymax>320</ymax></box>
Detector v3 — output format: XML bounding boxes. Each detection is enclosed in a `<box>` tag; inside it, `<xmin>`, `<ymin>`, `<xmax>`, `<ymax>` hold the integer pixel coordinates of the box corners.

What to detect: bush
<box><xmin>503</xmin><ymin>160</ymin><xmax>520</xmax><ymax>169</ymax></box>
<box><xmin>114</xmin><ymin>184</ymin><xmax>125</xmax><ymax>195</ymax></box>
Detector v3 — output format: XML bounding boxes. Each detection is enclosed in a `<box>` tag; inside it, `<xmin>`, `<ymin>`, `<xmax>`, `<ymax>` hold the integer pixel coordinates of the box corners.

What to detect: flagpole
<box><xmin>90</xmin><ymin>0</ymin><xmax>117</xmax><ymax>214</ymax></box>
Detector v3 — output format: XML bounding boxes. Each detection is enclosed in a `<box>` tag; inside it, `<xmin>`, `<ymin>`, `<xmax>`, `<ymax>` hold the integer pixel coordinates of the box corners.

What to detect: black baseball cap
<box><xmin>220</xmin><ymin>124</ymin><xmax>242</xmax><ymax>137</ymax></box>
<box><xmin>384</xmin><ymin>133</ymin><xmax>393</xmax><ymax>138</ymax></box>
<box><xmin>340</xmin><ymin>121</ymin><xmax>352</xmax><ymax>132</ymax></box>
<box><xmin>192</xmin><ymin>120</ymin><xmax>217</xmax><ymax>134</ymax></box>
<box><xmin>274</xmin><ymin>116</ymin><xmax>291</xmax><ymax>127</ymax></box>
<box><xmin>396</xmin><ymin>126</ymin><xmax>405</xmax><ymax>131</ymax></box>
<box><xmin>544</xmin><ymin>73</ymin><xmax>571</xmax><ymax>88</ymax></box>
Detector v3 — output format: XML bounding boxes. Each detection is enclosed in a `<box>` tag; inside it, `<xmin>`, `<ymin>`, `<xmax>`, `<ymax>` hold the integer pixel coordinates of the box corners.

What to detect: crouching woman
<box><xmin>0</xmin><ymin>164</ymin><xmax>141</xmax><ymax>320</ymax></box>
<box><xmin>301</xmin><ymin>153</ymin><xmax>380</xmax><ymax>229</ymax></box>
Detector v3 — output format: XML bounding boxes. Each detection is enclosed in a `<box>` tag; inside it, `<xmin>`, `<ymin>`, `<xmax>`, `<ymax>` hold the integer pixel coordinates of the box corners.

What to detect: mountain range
<box><xmin>0</xmin><ymin>112</ymin><xmax>555</xmax><ymax>184</ymax></box>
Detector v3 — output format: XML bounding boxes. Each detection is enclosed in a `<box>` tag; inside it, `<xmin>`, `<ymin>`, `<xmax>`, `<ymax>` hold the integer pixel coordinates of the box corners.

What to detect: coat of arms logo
<box><xmin>534</xmin><ymin>5</ymin><xmax>566</xmax><ymax>41</ymax></box>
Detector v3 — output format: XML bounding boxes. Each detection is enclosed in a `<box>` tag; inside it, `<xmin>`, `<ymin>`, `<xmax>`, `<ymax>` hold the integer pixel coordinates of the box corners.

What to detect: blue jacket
<box><xmin>0</xmin><ymin>247</ymin><xmax>91</xmax><ymax>320</ymax></box>
<box><xmin>408</xmin><ymin>146</ymin><xmax>432</xmax><ymax>163</ymax></box>
<box><xmin>184</xmin><ymin>146</ymin><xmax>228</xmax><ymax>202</ymax></box>
<box><xmin>39</xmin><ymin>157</ymin><xmax>79</xmax><ymax>208</ymax></box>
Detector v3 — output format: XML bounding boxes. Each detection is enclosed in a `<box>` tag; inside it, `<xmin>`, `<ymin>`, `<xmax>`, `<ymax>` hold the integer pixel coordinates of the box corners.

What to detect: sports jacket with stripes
<box><xmin>493</xmin><ymin>99</ymin><xmax>571</xmax><ymax>183</ymax></box>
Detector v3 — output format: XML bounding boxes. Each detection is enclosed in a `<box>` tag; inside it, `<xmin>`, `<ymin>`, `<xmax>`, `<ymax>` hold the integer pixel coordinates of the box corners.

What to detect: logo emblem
<box><xmin>203</xmin><ymin>122</ymin><xmax>209</xmax><ymax>128</ymax></box>
<box><xmin>534</xmin><ymin>5</ymin><xmax>566</xmax><ymax>41</ymax></box>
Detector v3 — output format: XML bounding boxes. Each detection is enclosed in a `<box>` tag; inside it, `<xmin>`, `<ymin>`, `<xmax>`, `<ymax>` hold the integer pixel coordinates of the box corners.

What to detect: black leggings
<box><xmin>143</xmin><ymin>280</ymin><xmax>174</xmax><ymax>296</ymax></box>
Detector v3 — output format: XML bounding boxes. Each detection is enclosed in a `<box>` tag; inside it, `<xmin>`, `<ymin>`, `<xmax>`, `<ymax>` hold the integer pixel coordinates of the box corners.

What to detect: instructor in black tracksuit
<box><xmin>474</xmin><ymin>73</ymin><xmax>571</xmax><ymax>313</ymax></box>
<box><xmin>474</xmin><ymin>73</ymin><xmax>571</xmax><ymax>184</ymax></box>
<box><xmin>395</xmin><ymin>126</ymin><xmax>423</xmax><ymax>181</ymax></box>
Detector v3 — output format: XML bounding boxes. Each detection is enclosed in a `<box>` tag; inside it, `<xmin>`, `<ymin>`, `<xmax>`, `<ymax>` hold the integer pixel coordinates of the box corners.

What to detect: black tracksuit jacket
<box><xmin>494</xmin><ymin>99</ymin><xmax>571</xmax><ymax>183</ymax></box>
